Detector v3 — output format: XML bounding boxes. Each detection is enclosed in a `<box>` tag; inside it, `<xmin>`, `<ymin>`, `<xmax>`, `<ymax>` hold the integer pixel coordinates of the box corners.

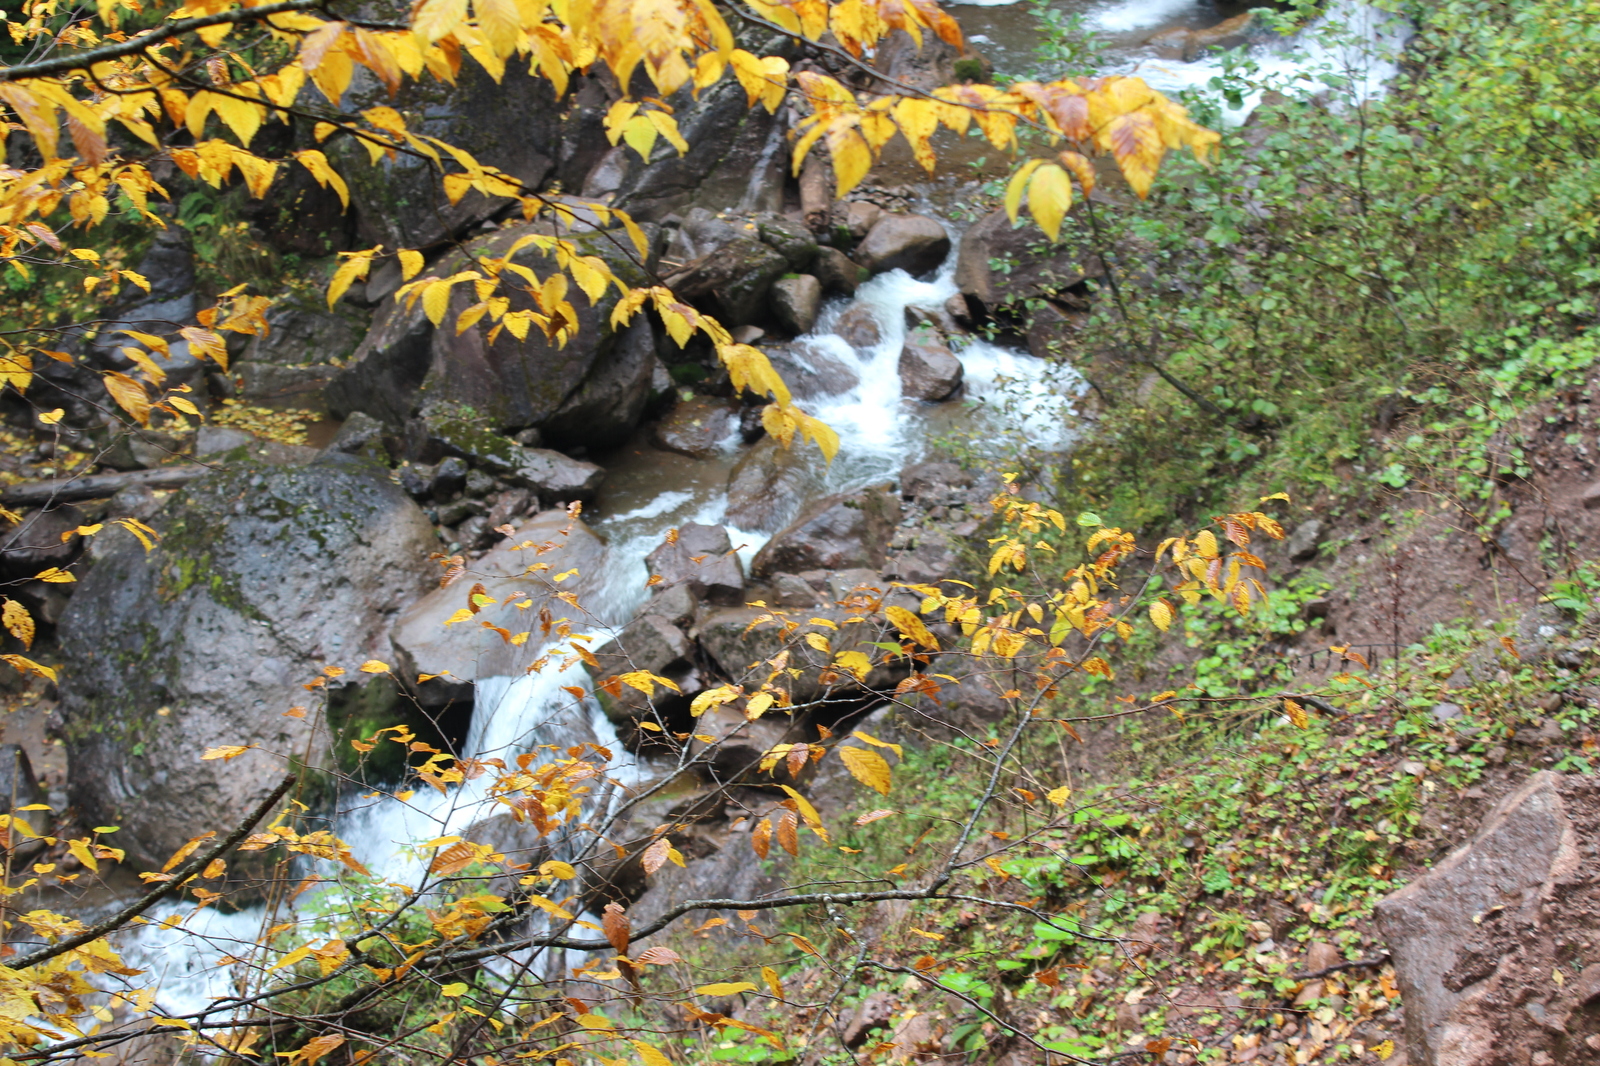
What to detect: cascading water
<box><xmin>113</xmin><ymin>232</ymin><xmax>1078</xmax><ymax>1019</ymax></box>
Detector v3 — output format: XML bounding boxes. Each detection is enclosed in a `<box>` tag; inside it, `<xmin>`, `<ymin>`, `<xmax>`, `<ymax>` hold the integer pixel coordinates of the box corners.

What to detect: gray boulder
<box><xmin>327</xmin><ymin>223</ymin><xmax>656</xmax><ymax>451</ymax></box>
<box><xmin>955</xmin><ymin>208</ymin><xmax>1101</xmax><ymax>318</ymax></box>
<box><xmin>391</xmin><ymin>509</ymin><xmax>606</xmax><ymax>691</ymax></box>
<box><xmin>899</xmin><ymin>334</ymin><xmax>964</xmax><ymax>401</ymax></box>
<box><xmin>59</xmin><ymin>457</ymin><xmax>438</xmax><ymax>870</ymax></box>
<box><xmin>416</xmin><ymin>411</ymin><xmax>604</xmax><ymax>501</ymax></box>
<box><xmin>336</xmin><ymin>64</ymin><xmax>562</xmax><ymax>251</ymax></box>
<box><xmin>663</xmin><ymin>237</ymin><xmax>790</xmax><ymax>327</ymax></box>
<box><xmin>749</xmin><ymin>488</ymin><xmax>901</xmax><ymax>578</ymax></box>
<box><xmin>646</xmin><ymin>523</ymin><xmax>745</xmax><ymax>606</ymax></box>
<box><xmin>586</xmin><ymin>613</ymin><xmax>697</xmax><ymax>722</ymax></box>
<box><xmin>814</xmin><ymin>247</ymin><xmax>867</xmax><ymax>295</ymax></box>
<box><xmin>725</xmin><ymin>437</ymin><xmax>824</xmax><ymax>532</ymax></box>
<box><xmin>831</xmin><ymin>304</ymin><xmax>885</xmax><ymax>350</ymax></box>
<box><xmin>652</xmin><ymin>397</ymin><xmax>738</xmax><ymax>459</ymax></box>
<box><xmin>772</xmin><ymin>274</ymin><xmax>823</xmax><ymax>335</ymax></box>
<box><xmin>855</xmin><ymin>213</ymin><xmax>950</xmax><ymax>277</ymax></box>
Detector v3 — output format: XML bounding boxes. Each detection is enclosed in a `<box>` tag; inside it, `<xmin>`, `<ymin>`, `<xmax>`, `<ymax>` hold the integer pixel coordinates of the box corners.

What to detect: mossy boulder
<box><xmin>58</xmin><ymin>455</ymin><xmax>438</xmax><ymax>870</ymax></box>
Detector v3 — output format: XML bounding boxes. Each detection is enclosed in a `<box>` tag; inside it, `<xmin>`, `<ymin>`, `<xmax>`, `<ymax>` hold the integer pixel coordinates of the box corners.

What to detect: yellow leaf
<box><xmin>102</xmin><ymin>371</ymin><xmax>151</xmax><ymax>426</ymax></box>
<box><xmin>884</xmin><ymin>605</ymin><xmax>939</xmax><ymax>650</ymax></box>
<box><xmin>32</xmin><ymin>567</ymin><xmax>75</xmax><ymax>583</ymax></box>
<box><xmin>0</xmin><ymin>655</ymin><xmax>56</xmax><ymax>682</ymax></box>
<box><xmin>440</xmin><ymin>981</ymin><xmax>469</xmax><ymax>997</ymax></box>
<box><xmin>1283</xmin><ymin>698</ymin><xmax>1309</xmax><ymax>729</ymax></box>
<box><xmin>1373</xmin><ymin>1041</ymin><xmax>1395</xmax><ymax>1062</ymax></box>
<box><xmin>1027</xmin><ymin>163</ymin><xmax>1072</xmax><ymax>241</ymax></box>
<box><xmin>633</xmin><ymin>1041</ymin><xmax>673</xmax><ymax>1066</ymax></box>
<box><xmin>850</xmin><ymin>730</ymin><xmax>902</xmax><ymax>758</ymax></box>
<box><xmin>838</xmin><ymin>746</ymin><xmax>891</xmax><ymax>796</ymax></box>
<box><xmin>694</xmin><ymin>982</ymin><xmax>757</xmax><ymax>996</ymax></box>
<box><xmin>1149</xmin><ymin>601</ymin><xmax>1173</xmax><ymax>632</ymax></box>
<box><xmin>203</xmin><ymin>745</ymin><xmax>255</xmax><ymax>761</ymax></box>
<box><xmin>359</xmin><ymin>659</ymin><xmax>391</xmax><ymax>674</ymax></box>
<box><xmin>67</xmin><ymin>838</ymin><xmax>98</xmax><ymax>873</ymax></box>
<box><xmin>2</xmin><ymin>600</ymin><xmax>34</xmax><ymax>650</ymax></box>
<box><xmin>38</xmin><ymin>408</ymin><xmax>63</xmax><ymax>425</ymax></box>
<box><xmin>834</xmin><ymin>649</ymin><xmax>872</xmax><ymax>681</ymax></box>
<box><xmin>1046</xmin><ymin>786</ymin><xmax>1071</xmax><ymax>806</ymax></box>
<box><xmin>1004</xmin><ymin>158</ymin><xmax>1045</xmax><ymax>225</ymax></box>
<box><xmin>538</xmin><ymin>860</ymin><xmax>576</xmax><ymax>879</ymax></box>
<box><xmin>327</xmin><ymin>250</ymin><xmax>377</xmax><ymax>309</ymax></box>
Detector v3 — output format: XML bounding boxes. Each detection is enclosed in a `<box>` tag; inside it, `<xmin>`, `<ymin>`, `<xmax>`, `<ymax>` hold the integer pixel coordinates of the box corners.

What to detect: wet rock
<box><xmin>652</xmin><ymin>397</ymin><xmax>738</xmax><ymax>459</ymax></box>
<box><xmin>646</xmin><ymin>523</ymin><xmax>745</xmax><ymax>606</ymax></box>
<box><xmin>648</xmin><ymin>583</ymin><xmax>698</xmax><ymax>628</ymax></box>
<box><xmin>392</xmin><ymin>509</ymin><xmax>606</xmax><ymax>692</ymax></box>
<box><xmin>415</xmin><ymin>411</ymin><xmax>604</xmax><ymax>501</ymax></box>
<box><xmin>772</xmin><ymin>274</ymin><xmax>823</xmax><ymax>336</ymax></box>
<box><xmin>899</xmin><ymin>334</ymin><xmax>964</xmax><ymax>401</ymax></box>
<box><xmin>0</xmin><ymin>505</ymin><xmax>86</xmax><ymax>582</ymax></box>
<box><xmin>326</xmin><ymin>411</ymin><xmax>387</xmax><ymax>456</ymax></box>
<box><xmin>886</xmin><ymin>527</ymin><xmax>960</xmax><ymax>583</ymax></box>
<box><xmin>328</xmin><ymin>224</ymin><xmax>656</xmax><ymax>450</ymax></box>
<box><xmin>1149</xmin><ymin>11</ymin><xmax>1258</xmax><ymax>61</ymax></box>
<box><xmin>900</xmin><ymin>460</ymin><xmax>974</xmax><ymax>501</ymax></box>
<box><xmin>725</xmin><ymin>437</ymin><xmax>825</xmax><ymax>532</ymax></box>
<box><xmin>0</xmin><ymin>745</ymin><xmax>47</xmax><ymax>840</ymax></box>
<box><xmin>431</xmin><ymin>457</ymin><xmax>467</xmax><ymax>498</ymax></box>
<box><xmin>664</xmin><ymin>237</ymin><xmax>790</xmax><ymax>327</ymax></box>
<box><xmin>771</xmin><ymin>572</ymin><xmax>820</xmax><ymax>607</ymax></box>
<box><xmin>665</xmin><ymin>208</ymin><xmax>742</xmax><ymax>263</ymax></box>
<box><xmin>831</xmin><ymin>305</ymin><xmax>885</xmax><ymax>350</ymax></box>
<box><xmin>855</xmin><ymin>213</ymin><xmax>950</xmax><ymax>277</ymax></box>
<box><xmin>846</xmin><ymin>201</ymin><xmax>884</xmax><ymax>239</ymax></box>
<box><xmin>233</xmin><ymin>297</ymin><xmax>365</xmax><ymax>411</ymax></box>
<box><xmin>59</xmin><ymin>457</ymin><xmax>438</xmax><ymax>870</ymax></box>
<box><xmin>955</xmin><ymin>208</ymin><xmax>1101</xmax><ymax>317</ymax></box>
<box><xmin>613</xmin><ymin>64</ymin><xmax>793</xmax><ymax>220</ymax></box>
<box><xmin>1375</xmin><ymin>772</ymin><xmax>1598</xmax><ymax>1066</ymax></box>
<box><xmin>98</xmin><ymin>429</ymin><xmax>188</xmax><ymax>472</ymax></box>
<box><xmin>750</xmin><ymin>488</ymin><xmax>901</xmax><ymax>578</ymax></box>
<box><xmin>756</xmin><ymin>215</ymin><xmax>820</xmax><ymax>271</ymax></box>
<box><xmin>337</xmin><ymin>64</ymin><xmax>561</xmax><ymax>251</ymax></box>
<box><xmin>765</xmin><ymin>342</ymin><xmax>861</xmax><ymax>400</ymax></box>
<box><xmin>588</xmin><ymin>613</ymin><xmax>696</xmax><ymax>722</ymax></box>
<box><xmin>813</xmin><ymin>246</ymin><xmax>867</xmax><ymax>296</ymax></box>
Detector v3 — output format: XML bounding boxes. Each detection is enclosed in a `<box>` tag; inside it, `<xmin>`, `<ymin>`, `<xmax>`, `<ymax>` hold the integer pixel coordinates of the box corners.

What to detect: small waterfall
<box><xmin>114</xmin><ymin>233</ymin><xmax>1076</xmax><ymax>1015</ymax></box>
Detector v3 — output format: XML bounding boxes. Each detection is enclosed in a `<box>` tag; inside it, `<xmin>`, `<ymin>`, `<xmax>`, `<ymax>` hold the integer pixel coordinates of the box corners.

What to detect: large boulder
<box><xmin>772</xmin><ymin>274</ymin><xmax>823</xmax><ymax>336</ymax></box>
<box><xmin>652</xmin><ymin>397</ymin><xmax>738</xmax><ymax>459</ymax></box>
<box><xmin>749</xmin><ymin>488</ymin><xmax>901</xmax><ymax>578</ymax></box>
<box><xmin>1375</xmin><ymin>772</ymin><xmax>1600</xmax><ymax>1066</ymax></box>
<box><xmin>234</xmin><ymin>296</ymin><xmax>367</xmax><ymax>411</ymax></box>
<box><xmin>326</xmin><ymin>223</ymin><xmax>657</xmax><ymax>451</ymax></box>
<box><xmin>58</xmin><ymin>457</ymin><xmax>439</xmax><ymax>870</ymax></box>
<box><xmin>611</xmin><ymin>60</ymin><xmax>793</xmax><ymax>220</ymax></box>
<box><xmin>855</xmin><ymin>213</ymin><xmax>950</xmax><ymax>277</ymax></box>
<box><xmin>334</xmin><ymin>64</ymin><xmax>563</xmax><ymax>251</ymax></box>
<box><xmin>955</xmin><ymin>208</ymin><xmax>1101</xmax><ymax>318</ymax></box>
<box><xmin>662</xmin><ymin>237</ymin><xmax>790</xmax><ymax>327</ymax></box>
<box><xmin>645</xmin><ymin>523</ymin><xmax>745</xmax><ymax>606</ymax></box>
<box><xmin>390</xmin><ymin>509</ymin><xmax>607</xmax><ymax>693</ymax></box>
<box><xmin>899</xmin><ymin>334</ymin><xmax>963</xmax><ymax>401</ymax></box>
<box><xmin>725</xmin><ymin>437</ymin><xmax>824</xmax><ymax>532</ymax></box>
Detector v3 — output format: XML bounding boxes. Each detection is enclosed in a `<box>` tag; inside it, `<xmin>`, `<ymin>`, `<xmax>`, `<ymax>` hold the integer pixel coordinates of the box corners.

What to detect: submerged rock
<box><xmin>59</xmin><ymin>457</ymin><xmax>438</xmax><ymax>870</ymax></box>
